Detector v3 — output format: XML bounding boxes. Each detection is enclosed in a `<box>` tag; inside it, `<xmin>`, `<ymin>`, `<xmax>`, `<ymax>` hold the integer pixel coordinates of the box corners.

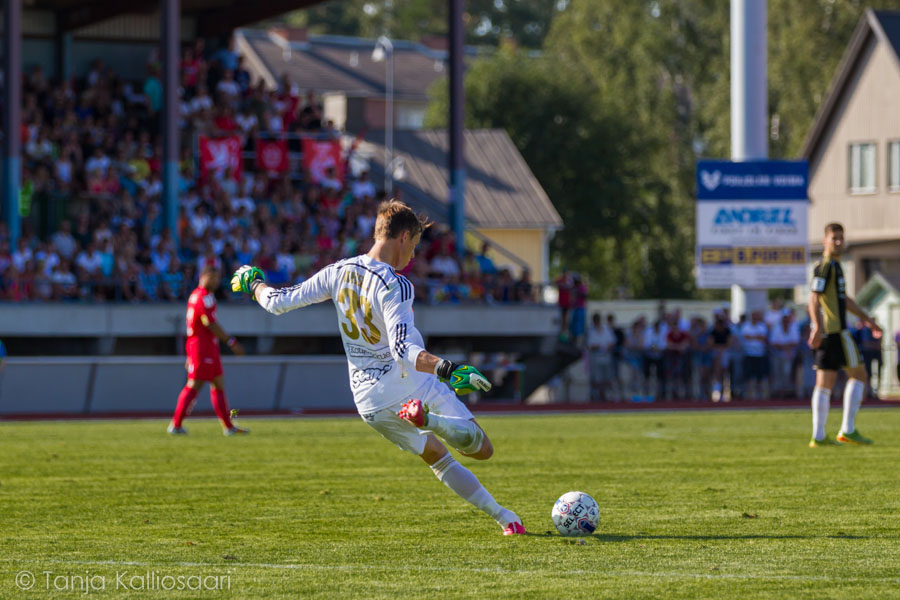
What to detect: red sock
<box><xmin>173</xmin><ymin>386</ymin><xmax>199</xmax><ymax>427</ymax></box>
<box><xmin>210</xmin><ymin>388</ymin><xmax>234</xmax><ymax>429</ymax></box>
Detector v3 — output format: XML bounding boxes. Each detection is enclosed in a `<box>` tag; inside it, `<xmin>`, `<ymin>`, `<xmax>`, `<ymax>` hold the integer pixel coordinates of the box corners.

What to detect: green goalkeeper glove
<box><xmin>231</xmin><ymin>265</ymin><xmax>265</xmax><ymax>296</ymax></box>
<box><xmin>435</xmin><ymin>359</ymin><xmax>492</xmax><ymax>395</ymax></box>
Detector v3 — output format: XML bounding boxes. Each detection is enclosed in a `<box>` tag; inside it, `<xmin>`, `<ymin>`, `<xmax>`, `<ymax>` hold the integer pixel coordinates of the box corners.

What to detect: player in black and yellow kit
<box><xmin>807</xmin><ymin>223</ymin><xmax>882</xmax><ymax>447</ymax></box>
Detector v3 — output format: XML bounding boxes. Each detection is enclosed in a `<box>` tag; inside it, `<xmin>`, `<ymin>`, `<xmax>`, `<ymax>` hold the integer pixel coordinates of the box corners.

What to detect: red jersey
<box><xmin>186</xmin><ymin>286</ymin><xmax>219</xmax><ymax>357</ymax></box>
<box><xmin>666</xmin><ymin>329</ymin><xmax>690</xmax><ymax>350</ymax></box>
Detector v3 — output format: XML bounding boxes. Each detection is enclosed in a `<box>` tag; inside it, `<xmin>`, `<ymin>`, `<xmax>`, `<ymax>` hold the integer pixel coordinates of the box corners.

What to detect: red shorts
<box><xmin>187</xmin><ymin>351</ymin><xmax>223</xmax><ymax>381</ymax></box>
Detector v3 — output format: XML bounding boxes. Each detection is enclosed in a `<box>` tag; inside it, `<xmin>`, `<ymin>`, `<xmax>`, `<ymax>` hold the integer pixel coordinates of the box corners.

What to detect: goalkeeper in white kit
<box><xmin>231</xmin><ymin>200</ymin><xmax>525</xmax><ymax>535</ymax></box>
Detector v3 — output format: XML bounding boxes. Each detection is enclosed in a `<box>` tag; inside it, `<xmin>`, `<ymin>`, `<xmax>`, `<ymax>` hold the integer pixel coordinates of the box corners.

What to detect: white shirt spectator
<box><xmin>26</xmin><ymin>137</ymin><xmax>53</xmax><ymax>161</ymax></box>
<box><xmin>36</xmin><ymin>249</ymin><xmax>60</xmax><ymax>276</ymax></box>
<box><xmin>769</xmin><ymin>321</ymin><xmax>800</xmax><ymax>347</ymax></box>
<box><xmin>587</xmin><ymin>325</ymin><xmax>616</xmax><ymax>352</ymax></box>
<box><xmin>50</xmin><ymin>266</ymin><xmax>76</xmax><ymax>287</ymax></box>
<box><xmin>151</xmin><ymin>250</ymin><xmax>171</xmax><ymax>274</ymax></box>
<box><xmin>216</xmin><ymin>79</ymin><xmax>240</xmax><ymax>100</ymax></box>
<box><xmin>144</xmin><ymin>177</ymin><xmax>163</xmax><ymax>198</ymax></box>
<box><xmin>764</xmin><ymin>308</ymin><xmax>783</xmax><ymax>329</ymax></box>
<box><xmin>94</xmin><ymin>225</ymin><xmax>113</xmax><ymax>245</ymax></box>
<box><xmin>51</xmin><ymin>230</ymin><xmax>77</xmax><ymax>260</ymax></box>
<box><xmin>190</xmin><ymin>93</ymin><xmax>213</xmax><ymax>114</ymax></box>
<box><xmin>85</xmin><ymin>153</ymin><xmax>111</xmax><ymax>176</ymax></box>
<box><xmin>267</xmin><ymin>113</ymin><xmax>284</xmax><ymax>132</ymax></box>
<box><xmin>276</xmin><ymin>252</ymin><xmax>295</xmax><ymax>275</ymax></box>
<box><xmin>181</xmin><ymin>192</ymin><xmax>200</xmax><ymax>214</ymax></box>
<box><xmin>236</xmin><ymin>112</ymin><xmax>258</xmax><ymax>134</ymax></box>
<box><xmin>220</xmin><ymin>177</ymin><xmax>238</xmax><ymax>198</ymax></box>
<box><xmin>190</xmin><ymin>210</ymin><xmax>211</xmax><ymax>238</ymax></box>
<box><xmin>76</xmin><ymin>249</ymin><xmax>103</xmax><ymax>275</ymax></box>
<box><xmin>230</xmin><ymin>196</ymin><xmax>255</xmax><ymax>214</ymax></box>
<box><xmin>352</xmin><ymin>179</ymin><xmax>376</xmax><ymax>199</ymax></box>
<box><xmin>210</xmin><ymin>234</ymin><xmax>226</xmax><ymax>256</ymax></box>
<box><xmin>643</xmin><ymin>327</ymin><xmax>666</xmax><ymax>356</ymax></box>
<box><xmin>244</xmin><ymin>236</ymin><xmax>261</xmax><ymax>258</ymax></box>
<box><xmin>56</xmin><ymin>159</ymin><xmax>73</xmax><ymax>184</ymax></box>
<box><xmin>213</xmin><ymin>215</ymin><xmax>237</xmax><ymax>234</ymax></box>
<box><xmin>740</xmin><ymin>321</ymin><xmax>768</xmax><ymax>357</ymax></box>
<box><xmin>356</xmin><ymin>213</ymin><xmax>376</xmax><ymax>238</ymax></box>
<box><xmin>321</xmin><ymin>175</ymin><xmax>342</xmax><ymax>191</ymax></box>
<box><xmin>12</xmin><ymin>246</ymin><xmax>32</xmax><ymax>272</ymax></box>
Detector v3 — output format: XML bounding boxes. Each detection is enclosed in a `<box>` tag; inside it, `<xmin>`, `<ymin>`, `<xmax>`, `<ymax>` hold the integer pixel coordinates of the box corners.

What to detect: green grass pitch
<box><xmin>2</xmin><ymin>408</ymin><xmax>900</xmax><ymax>598</ymax></box>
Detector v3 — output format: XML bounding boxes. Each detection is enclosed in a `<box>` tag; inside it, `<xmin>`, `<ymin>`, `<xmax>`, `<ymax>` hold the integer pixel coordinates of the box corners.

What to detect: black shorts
<box><xmin>814</xmin><ymin>331</ymin><xmax>862</xmax><ymax>371</ymax></box>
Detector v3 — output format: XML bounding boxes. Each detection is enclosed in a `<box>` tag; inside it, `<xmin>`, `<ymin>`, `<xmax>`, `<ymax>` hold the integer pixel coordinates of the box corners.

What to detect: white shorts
<box><xmin>359</xmin><ymin>378</ymin><xmax>475</xmax><ymax>456</ymax></box>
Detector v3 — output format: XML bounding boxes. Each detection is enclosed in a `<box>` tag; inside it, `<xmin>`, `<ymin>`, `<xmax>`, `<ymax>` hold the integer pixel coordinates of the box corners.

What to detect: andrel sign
<box><xmin>695</xmin><ymin>160</ymin><xmax>809</xmax><ymax>289</ymax></box>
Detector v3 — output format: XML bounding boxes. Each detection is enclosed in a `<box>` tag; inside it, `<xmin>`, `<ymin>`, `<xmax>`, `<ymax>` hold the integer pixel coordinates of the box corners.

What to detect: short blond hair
<box><xmin>373</xmin><ymin>200</ymin><xmax>431</xmax><ymax>240</ymax></box>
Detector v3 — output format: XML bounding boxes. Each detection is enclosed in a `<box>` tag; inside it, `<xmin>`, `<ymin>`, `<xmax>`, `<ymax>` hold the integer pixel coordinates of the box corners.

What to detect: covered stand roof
<box><xmin>25</xmin><ymin>0</ymin><xmax>327</xmax><ymax>37</ymax></box>
<box><xmin>365</xmin><ymin>129</ymin><xmax>563</xmax><ymax>230</ymax></box>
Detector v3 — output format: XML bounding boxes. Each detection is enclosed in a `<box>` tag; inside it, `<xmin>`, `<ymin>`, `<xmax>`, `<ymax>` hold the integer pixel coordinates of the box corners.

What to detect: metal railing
<box><xmin>0</xmin><ymin>274</ymin><xmax>555</xmax><ymax>306</ymax></box>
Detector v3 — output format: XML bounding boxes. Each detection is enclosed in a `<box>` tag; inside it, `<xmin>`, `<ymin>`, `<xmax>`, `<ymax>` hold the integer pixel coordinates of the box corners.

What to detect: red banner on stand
<box><xmin>257</xmin><ymin>138</ymin><xmax>290</xmax><ymax>173</ymax></box>
<box><xmin>302</xmin><ymin>138</ymin><xmax>344</xmax><ymax>184</ymax></box>
<box><xmin>199</xmin><ymin>136</ymin><xmax>242</xmax><ymax>182</ymax></box>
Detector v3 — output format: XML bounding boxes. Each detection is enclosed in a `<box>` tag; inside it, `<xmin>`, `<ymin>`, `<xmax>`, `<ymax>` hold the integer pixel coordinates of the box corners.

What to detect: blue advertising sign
<box><xmin>696</xmin><ymin>160</ymin><xmax>809</xmax><ymax>289</ymax></box>
<box><xmin>697</xmin><ymin>160</ymin><xmax>808</xmax><ymax>200</ymax></box>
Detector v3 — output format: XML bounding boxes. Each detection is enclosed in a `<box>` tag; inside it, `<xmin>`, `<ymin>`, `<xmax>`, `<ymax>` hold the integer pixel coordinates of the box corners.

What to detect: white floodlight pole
<box><xmin>730</xmin><ymin>0</ymin><xmax>769</xmax><ymax>321</ymax></box>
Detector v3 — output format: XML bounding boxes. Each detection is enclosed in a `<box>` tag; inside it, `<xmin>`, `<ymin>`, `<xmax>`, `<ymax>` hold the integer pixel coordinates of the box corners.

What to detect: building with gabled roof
<box><xmin>801</xmin><ymin>9</ymin><xmax>900</xmax><ymax>294</ymax></box>
<box><xmin>237</xmin><ymin>27</ymin><xmax>459</xmax><ymax>132</ymax></box>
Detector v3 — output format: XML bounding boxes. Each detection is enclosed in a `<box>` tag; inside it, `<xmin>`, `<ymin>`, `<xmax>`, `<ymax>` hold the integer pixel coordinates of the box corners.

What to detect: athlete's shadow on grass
<box><xmin>527</xmin><ymin>533</ymin><xmax>867</xmax><ymax>540</ymax></box>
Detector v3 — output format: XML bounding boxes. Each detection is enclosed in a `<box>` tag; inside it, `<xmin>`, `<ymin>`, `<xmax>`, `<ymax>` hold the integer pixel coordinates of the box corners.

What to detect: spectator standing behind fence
<box><xmin>555</xmin><ymin>269</ymin><xmax>572</xmax><ymax>341</ymax></box>
<box><xmin>895</xmin><ymin>328</ymin><xmax>900</xmax><ymax>390</ymax></box>
<box><xmin>710</xmin><ymin>311</ymin><xmax>732</xmax><ymax>402</ymax></box>
<box><xmin>569</xmin><ymin>274</ymin><xmax>588</xmax><ymax>346</ymax></box>
<box><xmin>690</xmin><ymin>317</ymin><xmax>712</xmax><ymax>401</ymax></box>
<box><xmin>740</xmin><ymin>311</ymin><xmax>768</xmax><ymax>400</ymax></box>
<box><xmin>769</xmin><ymin>309</ymin><xmax>800</xmax><ymax>398</ymax></box>
<box><xmin>643</xmin><ymin>319</ymin><xmax>666</xmax><ymax>400</ymax></box>
<box><xmin>854</xmin><ymin>321</ymin><xmax>882</xmax><ymax>399</ymax></box>
<box><xmin>607</xmin><ymin>314</ymin><xmax>625</xmax><ymax>397</ymax></box>
<box><xmin>624</xmin><ymin>318</ymin><xmax>647</xmax><ymax>401</ymax></box>
<box><xmin>664</xmin><ymin>316</ymin><xmax>691</xmax><ymax>400</ymax></box>
<box><xmin>729</xmin><ymin>314</ymin><xmax>747</xmax><ymax>399</ymax></box>
<box><xmin>587</xmin><ymin>313</ymin><xmax>618</xmax><ymax>402</ymax></box>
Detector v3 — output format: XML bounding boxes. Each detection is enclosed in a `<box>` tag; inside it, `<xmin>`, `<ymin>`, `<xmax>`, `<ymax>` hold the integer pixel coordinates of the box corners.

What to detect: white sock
<box><xmin>812</xmin><ymin>387</ymin><xmax>830</xmax><ymax>441</ymax></box>
<box><xmin>424</xmin><ymin>413</ymin><xmax>484</xmax><ymax>454</ymax></box>
<box><xmin>430</xmin><ymin>454</ymin><xmax>519</xmax><ymax>527</ymax></box>
<box><xmin>841</xmin><ymin>379</ymin><xmax>865</xmax><ymax>434</ymax></box>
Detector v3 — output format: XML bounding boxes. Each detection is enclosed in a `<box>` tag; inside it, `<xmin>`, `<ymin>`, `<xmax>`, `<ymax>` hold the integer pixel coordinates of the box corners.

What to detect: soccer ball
<box><xmin>551</xmin><ymin>491</ymin><xmax>600</xmax><ymax>536</ymax></box>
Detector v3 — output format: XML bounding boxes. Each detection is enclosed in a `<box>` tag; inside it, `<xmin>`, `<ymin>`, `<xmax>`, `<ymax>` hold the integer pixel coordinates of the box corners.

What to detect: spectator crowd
<box><xmin>0</xmin><ymin>39</ymin><xmax>540</xmax><ymax>305</ymax></box>
<box><xmin>582</xmin><ymin>300</ymin><xmax>885</xmax><ymax>403</ymax></box>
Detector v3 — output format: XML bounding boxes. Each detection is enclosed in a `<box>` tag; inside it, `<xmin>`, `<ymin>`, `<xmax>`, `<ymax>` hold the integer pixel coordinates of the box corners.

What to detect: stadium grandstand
<box><xmin>0</xmin><ymin>0</ymin><xmax>573</xmax><ymax>413</ymax></box>
<box><xmin>0</xmin><ymin>0</ymin><xmax>559</xmax><ymax>306</ymax></box>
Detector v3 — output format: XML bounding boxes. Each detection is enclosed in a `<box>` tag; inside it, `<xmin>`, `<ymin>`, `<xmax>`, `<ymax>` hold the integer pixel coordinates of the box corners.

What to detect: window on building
<box><xmin>849</xmin><ymin>142</ymin><xmax>876</xmax><ymax>193</ymax></box>
<box><xmin>889</xmin><ymin>141</ymin><xmax>900</xmax><ymax>192</ymax></box>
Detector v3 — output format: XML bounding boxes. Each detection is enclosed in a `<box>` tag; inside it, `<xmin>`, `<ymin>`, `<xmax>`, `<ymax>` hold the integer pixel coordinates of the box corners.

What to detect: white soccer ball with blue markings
<box><xmin>551</xmin><ymin>491</ymin><xmax>600</xmax><ymax>536</ymax></box>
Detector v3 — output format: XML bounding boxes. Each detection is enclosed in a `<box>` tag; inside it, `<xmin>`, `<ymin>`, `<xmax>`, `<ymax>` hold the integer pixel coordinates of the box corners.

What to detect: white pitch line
<box><xmin>6</xmin><ymin>558</ymin><xmax>900</xmax><ymax>584</ymax></box>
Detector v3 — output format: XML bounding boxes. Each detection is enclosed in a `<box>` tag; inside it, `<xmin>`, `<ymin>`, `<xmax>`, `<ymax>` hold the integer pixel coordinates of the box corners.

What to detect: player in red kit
<box><xmin>168</xmin><ymin>266</ymin><xmax>249</xmax><ymax>436</ymax></box>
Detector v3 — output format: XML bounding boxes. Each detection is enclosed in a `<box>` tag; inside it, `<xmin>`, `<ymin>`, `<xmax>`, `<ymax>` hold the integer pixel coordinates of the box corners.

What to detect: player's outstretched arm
<box><xmin>232</xmin><ymin>264</ymin><xmax>334</xmax><ymax>315</ymax></box>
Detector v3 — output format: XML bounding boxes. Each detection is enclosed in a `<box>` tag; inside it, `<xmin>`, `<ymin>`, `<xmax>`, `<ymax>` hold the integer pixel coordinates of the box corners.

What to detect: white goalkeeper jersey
<box><xmin>256</xmin><ymin>254</ymin><xmax>431</xmax><ymax>414</ymax></box>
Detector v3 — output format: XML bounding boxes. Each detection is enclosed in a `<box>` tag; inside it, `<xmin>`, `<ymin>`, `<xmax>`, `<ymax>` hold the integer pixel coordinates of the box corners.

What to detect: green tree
<box><xmin>426</xmin><ymin>48</ymin><xmax>695</xmax><ymax>298</ymax></box>
<box><xmin>278</xmin><ymin>0</ymin><xmax>563</xmax><ymax>48</ymax></box>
